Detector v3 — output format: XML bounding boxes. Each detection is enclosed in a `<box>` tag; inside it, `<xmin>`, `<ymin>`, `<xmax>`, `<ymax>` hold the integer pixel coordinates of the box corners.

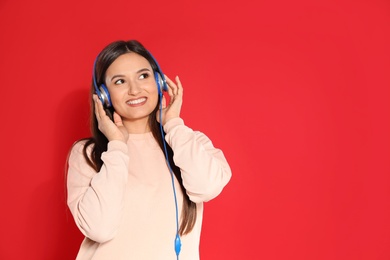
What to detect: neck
<box><xmin>123</xmin><ymin>117</ymin><xmax>151</xmax><ymax>134</ymax></box>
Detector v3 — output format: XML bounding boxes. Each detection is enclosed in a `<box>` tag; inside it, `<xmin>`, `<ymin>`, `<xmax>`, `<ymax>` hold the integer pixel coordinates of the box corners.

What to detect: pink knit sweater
<box><xmin>67</xmin><ymin>118</ymin><xmax>232</xmax><ymax>260</ymax></box>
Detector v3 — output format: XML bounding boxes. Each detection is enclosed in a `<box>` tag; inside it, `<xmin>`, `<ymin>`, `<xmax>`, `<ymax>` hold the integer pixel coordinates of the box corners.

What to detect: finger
<box><xmin>161</xmin><ymin>95</ymin><xmax>167</xmax><ymax>109</ymax></box>
<box><xmin>175</xmin><ymin>76</ymin><xmax>183</xmax><ymax>96</ymax></box>
<box><xmin>113</xmin><ymin>112</ymin><xmax>123</xmax><ymax>126</ymax></box>
<box><xmin>94</xmin><ymin>94</ymin><xmax>110</xmax><ymax>121</ymax></box>
<box><xmin>164</xmin><ymin>76</ymin><xmax>174</xmax><ymax>97</ymax></box>
<box><xmin>165</xmin><ymin>75</ymin><xmax>178</xmax><ymax>96</ymax></box>
<box><xmin>93</xmin><ymin>94</ymin><xmax>102</xmax><ymax>120</ymax></box>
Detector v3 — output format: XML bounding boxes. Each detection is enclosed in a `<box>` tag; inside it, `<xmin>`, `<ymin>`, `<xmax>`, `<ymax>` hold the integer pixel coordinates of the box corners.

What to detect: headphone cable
<box><xmin>159</xmin><ymin>94</ymin><xmax>181</xmax><ymax>259</ymax></box>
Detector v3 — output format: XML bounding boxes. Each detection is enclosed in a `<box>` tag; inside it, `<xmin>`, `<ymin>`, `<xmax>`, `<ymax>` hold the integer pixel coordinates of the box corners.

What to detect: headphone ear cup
<box><xmin>155</xmin><ymin>72</ymin><xmax>164</xmax><ymax>96</ymax></box>
<box><xmin>99</xmin><ymin>84</ymin><xmax>112</xmax><ymax>108</ymax></box>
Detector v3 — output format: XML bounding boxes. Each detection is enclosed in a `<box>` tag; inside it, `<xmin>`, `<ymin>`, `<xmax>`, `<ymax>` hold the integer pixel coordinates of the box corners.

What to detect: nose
<box><xmin>128</xmin><ymin>81</ymin><xmax>141</xmax><ymax>95</ymax></box>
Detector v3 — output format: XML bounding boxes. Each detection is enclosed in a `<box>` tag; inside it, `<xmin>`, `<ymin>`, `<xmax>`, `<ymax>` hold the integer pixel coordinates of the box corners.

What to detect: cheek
<box><xmin>108</xmin><ymin>88</ymin><xmax>124</xmax><ymax>101</ymax></box>
<box><xmin>148</xmin><ymin>80</ymin><xmax>158</xmax><ymax>92</ymax></box>
<box><xmin>147</xmin><ymin>82</ymin><xmax>160</xmax><ymax>97</ymax></box>
<box><xmin>149</xmin><ymin>85</ymin><xmax>161</xmax><ymax>107</ymax></box>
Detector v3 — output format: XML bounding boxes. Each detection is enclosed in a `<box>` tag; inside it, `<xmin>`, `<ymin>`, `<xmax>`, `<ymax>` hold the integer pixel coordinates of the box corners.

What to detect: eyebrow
<box><xmin>110</xmin><ymin>68</ymin><xmax>152</xmax><ymax>82</ymax></box>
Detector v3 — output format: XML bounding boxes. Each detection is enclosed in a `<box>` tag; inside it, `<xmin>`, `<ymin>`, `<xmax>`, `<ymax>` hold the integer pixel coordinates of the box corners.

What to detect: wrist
<box><xmin>163</xmin><ymin>117</ymin><xmax>184</xmax><ymax>132</ymax></box>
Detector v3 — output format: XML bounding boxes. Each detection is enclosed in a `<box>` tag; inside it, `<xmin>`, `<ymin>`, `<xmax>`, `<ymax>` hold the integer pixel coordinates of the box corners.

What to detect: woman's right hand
<box><xmin>93</xmin><ymin>94</ymin><xmax>129</xmax><ymax>143</ymax></box>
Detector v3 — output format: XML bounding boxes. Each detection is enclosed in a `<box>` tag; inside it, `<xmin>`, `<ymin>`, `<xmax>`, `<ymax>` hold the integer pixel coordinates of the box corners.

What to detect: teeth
<box><xmin>127</xmin><ymin>98</ymin><xmax>146</xmax><ymax>105</ymax></box>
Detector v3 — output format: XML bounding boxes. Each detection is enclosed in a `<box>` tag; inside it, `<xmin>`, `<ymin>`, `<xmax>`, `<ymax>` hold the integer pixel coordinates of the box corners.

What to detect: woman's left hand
<box><xmin>157</xmin><ymin>75</ymin><xmax>183</xmax><ymax>125</ymax></box>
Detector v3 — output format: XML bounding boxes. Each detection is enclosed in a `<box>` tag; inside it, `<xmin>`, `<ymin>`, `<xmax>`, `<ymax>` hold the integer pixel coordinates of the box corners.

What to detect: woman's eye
<box><xmin>114</xmin><ymin>79</ymin><xmax>124</xmax><ymax>85</ymax></box>
<box><xmin>139</xmin><ymin>73</ymin><xmax>149</xmax><ymax>79</ymax></box>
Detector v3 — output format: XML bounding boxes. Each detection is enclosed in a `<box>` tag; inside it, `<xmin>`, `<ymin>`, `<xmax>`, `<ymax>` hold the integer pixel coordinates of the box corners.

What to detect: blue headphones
<box><xmin>92</xmin><ymin>51</ymin><xmax>168</xmax><ymax>108</ymax></box>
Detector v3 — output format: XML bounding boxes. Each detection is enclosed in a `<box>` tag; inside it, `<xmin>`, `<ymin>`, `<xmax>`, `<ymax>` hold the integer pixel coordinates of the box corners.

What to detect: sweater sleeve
<box><xmin>164</xmin><ymin>118</ymin><xmax>232</xmax><ymax>203</ymax></box>
<box><xmin>66</xmin><ymin>140</ymin><xmax>129</xmax><ymax>243</ymax></box>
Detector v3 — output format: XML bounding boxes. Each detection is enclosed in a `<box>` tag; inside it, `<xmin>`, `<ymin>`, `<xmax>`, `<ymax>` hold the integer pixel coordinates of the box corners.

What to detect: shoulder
<box><xmin>68</xmin><ymin>138</ymin><xmax>94</xmax><ymax>164</ymax></box>
<box><xmin>67</xmin><ymin>138</ymin><xmax>97</xmax><ymax>178</ymax></box>
<box><xmin>70</xmin><ymin>138</ymin><xmax>92</xmax><ymax>154</ymax></box>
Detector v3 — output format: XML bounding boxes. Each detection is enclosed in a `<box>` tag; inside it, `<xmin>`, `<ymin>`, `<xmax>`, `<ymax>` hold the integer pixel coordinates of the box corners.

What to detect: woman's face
<box><xmin>104</xmin><ymin>52</ymin><xmax>159</xmax><ymax>127</ymax></box>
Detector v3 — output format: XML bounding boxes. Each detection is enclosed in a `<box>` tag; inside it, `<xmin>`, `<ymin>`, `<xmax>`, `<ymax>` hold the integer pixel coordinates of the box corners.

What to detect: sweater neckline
<box><xmin>127</xmin><ymin>131</ymin><xmax>154</xmax><ymax>140</ymax></box>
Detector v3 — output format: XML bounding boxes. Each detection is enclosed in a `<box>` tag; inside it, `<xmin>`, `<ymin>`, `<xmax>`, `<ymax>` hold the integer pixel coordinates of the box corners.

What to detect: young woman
<box><xmin>66</xmin><ymin>39</ymin><xmax>232</xmax><ymax>260</ymax></box>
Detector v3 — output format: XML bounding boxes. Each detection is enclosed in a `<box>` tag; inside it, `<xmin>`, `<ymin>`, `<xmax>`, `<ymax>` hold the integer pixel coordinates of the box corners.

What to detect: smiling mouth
<box><xmin>127</xmin><ymin>97</ymin><xmax>147</xmax><ymax>105</ymax></box>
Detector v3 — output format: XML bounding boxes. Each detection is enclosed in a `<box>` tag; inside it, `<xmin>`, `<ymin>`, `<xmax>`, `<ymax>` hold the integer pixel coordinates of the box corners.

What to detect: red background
<box><xmin>1</xmin><ymin>0</ymin><xmax>389</xmax><ymax>259</ymax></box>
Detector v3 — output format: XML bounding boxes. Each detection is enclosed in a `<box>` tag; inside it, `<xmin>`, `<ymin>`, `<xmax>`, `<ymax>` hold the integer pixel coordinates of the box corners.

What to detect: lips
<box><xmin>126</xmin><ymin>97</ymin><xmax>147</xmax><ymax>106</ymax></box>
